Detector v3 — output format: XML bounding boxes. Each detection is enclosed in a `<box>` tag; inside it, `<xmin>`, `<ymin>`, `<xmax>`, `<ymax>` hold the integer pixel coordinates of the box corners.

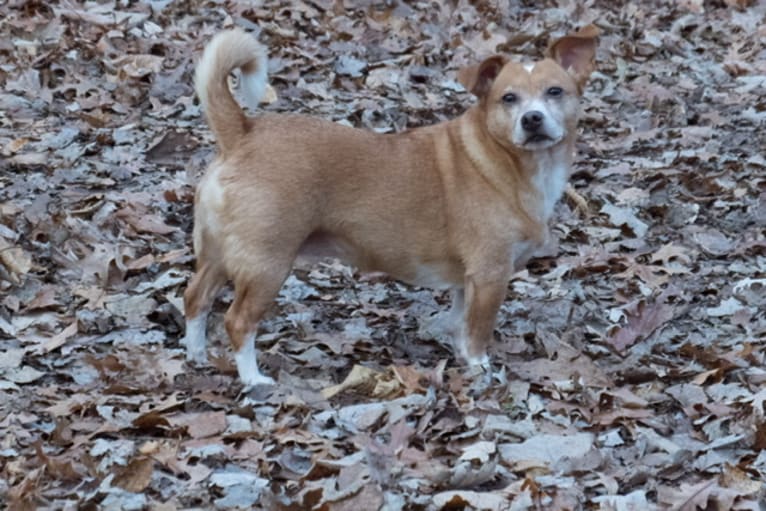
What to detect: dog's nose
<box><xmin>521</xmin><ymin>111</ymin><xmax>544</xmax><ymax>132</ymax></box>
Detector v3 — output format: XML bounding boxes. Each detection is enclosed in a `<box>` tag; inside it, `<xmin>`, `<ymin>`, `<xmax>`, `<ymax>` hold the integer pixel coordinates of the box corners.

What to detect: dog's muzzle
<box><xmin>521</xmin><ymin>110</ymin><xmax>544</xmax><ymax>132</ymax></box>
<box><xmin>521</xmin><ymin>110</ymin><xmax>554</xmax><ymax>145</ymax></box>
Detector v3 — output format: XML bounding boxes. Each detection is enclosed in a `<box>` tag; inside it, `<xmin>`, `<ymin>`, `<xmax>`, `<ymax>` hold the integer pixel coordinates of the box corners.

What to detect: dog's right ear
<box><xmin>458</xmin><ymin>55</ymin><xmax>507</xmax><ymax>98</ymax></box>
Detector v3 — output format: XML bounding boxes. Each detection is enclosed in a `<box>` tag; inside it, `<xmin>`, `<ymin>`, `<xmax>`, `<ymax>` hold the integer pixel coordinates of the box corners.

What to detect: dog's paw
<box><xmin>184</xmin><ymin>346</ymin><xmax>208</xmax><ymax>366</ymax></box>
<box><xmin>183</xmin><ymin>317</ymin><xmax>208</xmax><ymax>365</ymax></box>
<box><xmin>456</xmin><ymin>335</ymin><xmax>490</xmax><ymax>371</ymax></box>
<box><xmin>241</xmin><ymin>372</ymin><xmax>277</xmax><ymax>387</ymax></box>
<box><xmin>468</xmin><ymin>366</ymin><xmax>494</xmax><ymax>396</ymax></box>
<box><xmin>463</xmin><ymin>352</ymin><xmax>494</xmax><ymax>395</ymax></box>
<box><xmin>467</xmin><ymin>353</ymin><xmax>491</xmax><ymax>370</ymax></box>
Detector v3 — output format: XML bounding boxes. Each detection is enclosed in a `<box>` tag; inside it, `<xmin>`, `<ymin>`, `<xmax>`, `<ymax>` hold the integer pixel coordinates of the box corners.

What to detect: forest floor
<box><xmin>1</xmin><ymin>0</ymin><xmax>765</xmax><ymax>509</ymax></box>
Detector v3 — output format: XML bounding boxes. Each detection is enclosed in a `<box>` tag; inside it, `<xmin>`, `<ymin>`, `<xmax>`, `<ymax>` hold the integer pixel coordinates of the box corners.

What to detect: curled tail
<box><xmin>194</xmin><ymin>29</ymin><xmax>268</xmax><ymax>156</ymax></box>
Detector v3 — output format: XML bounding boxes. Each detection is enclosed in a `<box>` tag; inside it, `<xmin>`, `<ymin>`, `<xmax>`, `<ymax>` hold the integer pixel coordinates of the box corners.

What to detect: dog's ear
<box><xmin>458</xmin><ymin>55</ymin><xmax>507</xmax><ymax>98</ymax></box>
<box><xmin>547</xmin><ymin>24</ymin><xmax>599</xmax><ymax>88</ymax></box>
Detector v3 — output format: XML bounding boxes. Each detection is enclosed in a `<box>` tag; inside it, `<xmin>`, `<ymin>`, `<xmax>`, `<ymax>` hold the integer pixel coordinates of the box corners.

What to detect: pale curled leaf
<box><xmin>600</xmin><ymin>203</ymin><xmax>649</xmax><ymax>238</ymax></box>
<box><xmin>0</xmin><ymin>237</ymin><xmax>32</xmax><ymax>283</ymax></box>
<box><xmin>449</xmin><ymin>441</ymin><xmax>498</xmax><ymax>487</ymax></box>
<box><xmin>321</xmin><ymin>364</ymin><xmax>403</xmax><ymax>399</ymax></box>
<box><xmin>593</xmin><ymin>490</ymin><xmax>652</xmax><ymax>511</ymax></box>
<box><xmin>499</xmin><ymin>432</ymin><xmax>595</xmax><ymax>469</ymax></box>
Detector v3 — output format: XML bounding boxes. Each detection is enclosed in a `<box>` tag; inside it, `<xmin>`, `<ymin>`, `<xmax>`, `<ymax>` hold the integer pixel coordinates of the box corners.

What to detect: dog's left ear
<box><xmin>547</xmin><ymin>24</ymin><xmax>600</xmax><ymax>88</ymax></box>
<box><xmin>458</xmin><ymin>55</ymin><xmax>507</xmax><ymax>98</ymax></box>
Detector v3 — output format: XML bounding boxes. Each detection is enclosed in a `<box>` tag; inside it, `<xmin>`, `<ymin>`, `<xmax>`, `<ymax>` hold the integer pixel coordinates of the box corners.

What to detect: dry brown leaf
<box><xmin>607</xmin><ymin>296</ymin><xmax>675</xmax><ymax>353</ymax></box>
<box><xmin>657</xmin><ymin>478</ymin><xmax>738</xmax><ymax>511</ymax></box>
<box><xmin>692</xmin><ymin>368</ymin><xmax>724</xmax><ymax>386</ymax></box>
<box><xmin>115</xmin><ymin>54</ymin><xmax>164</xmax><ymax>79</ymax></box>
<box><xmin>564</xmin><ymin>184</ymin><xmax>590</xmax><ymax>216</ymax></box>
<box><xmin>719</xmin><ymin>463</ymin><xmax>762</xmax><ymax>495</ymax></box>
<box><xmin>677</xmin><ymin>0</ymin><xmax>705</xmax><ymax>13</ymax></box>
<box><xmin>6</xmin><ymin>467</ymin><xmax>43</xmax><ymax>511</ymax></box>
<box><xmin>1</xmin><ymin>1</ymin><xmax>765</xmax><ymax>509</ymax></box>
<box><xmin>132</xmin><ymin>411</ymin><xmax>171</xmax><ymax>430</ymax></box>
<box><xmin>173</xmin><ymin>411</ymin><xmax>227</xmax><ymax>439</ymax></box>
<box><xmin>723</xmin><ymin>0</ymin><xmax>755</xmax><ymax>8</ymax></box>
<box><xmin>34</xmin><ymin>441</ymin><xmax>81</xmax><ymax>482</ymax></box>
<box><xmin>432</xmin><ymin>491</ymin><xmax>512</xmax><ymax>511</ymax></box>
<box><xmin>322</xmin><ymin>365</ymin><xmax>402</xmax><ymax>399</ymax></box>
<box><xmin>4</xmin><ymin>137</ymin><xmax>30</xmax><ymax>154</ymax></box>
<box><xmin>595</xmin><ymin>407</ymin><xmax>654</xmax><ymax>426</ymax></box>
<box><xmin>112</xmin><ymin>456</ymin><xmax>154</xmax><ymax>493</ymax></box>
<box><xmin>24</xmin><ymin>287</ymin><xmax>59</xmax><ymax>311</ymax></box>
<box><xmin>40</xmin><ymin>321</ymin><xmax>78</xmax><ymax>353</ymax></box>
<box><xmin>0</xmin><ymin>237</ymin><xmax>32</xmax><ymax>283</ymax></box>
<box><xmin>115</xmin><ymin>205</ymin><xmax>177</xmax><ymax>235</ymax></box>
<box><xmin>328</xmin><ymin>484</ymin><xmax>384</xmax><ymax>511</ymax></box>
<box><xmin>391</xmin><ymin>364</ymin><xmax>426</xmax><ymax>393</ymax></box>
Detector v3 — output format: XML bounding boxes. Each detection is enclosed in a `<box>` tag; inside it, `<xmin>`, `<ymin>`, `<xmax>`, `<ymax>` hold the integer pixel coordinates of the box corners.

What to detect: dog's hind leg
<box><xmin>225</xmin><ymin>264</ymin><xmax>292</xmax><ymax>386</ymax></box>
<box><xmin>183</xmin><ymin>261</ymin><xmax>227</xmax><ymax>364</ymax></box>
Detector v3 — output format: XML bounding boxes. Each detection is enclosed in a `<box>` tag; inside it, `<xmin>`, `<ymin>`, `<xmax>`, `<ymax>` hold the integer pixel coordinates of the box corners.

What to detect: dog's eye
<box><xmin>547</xmin><ymin>86</ymin><xmax>563</xmax><ymax>97</ymax></box>
<box><xmin>501</xmin><ymin>93</ymin><xmax>518</xmax><ymax>104</ymax></box>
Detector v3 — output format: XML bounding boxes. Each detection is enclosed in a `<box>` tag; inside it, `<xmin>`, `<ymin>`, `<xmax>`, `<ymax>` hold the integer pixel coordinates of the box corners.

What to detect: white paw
<box><xmin>465</xmin><ymin>354</ymin><xmax>491</xmax><ymax>379</ymax></box>
<box><xmin>234</xmin><ymin>335</ymin><xmax>275</xmax><ymax>386</ymax></box>
<box><xmin>466</xmin><ymin>353</ymin><xmax>490</xmax><ymax>370</ymax></box>
<box><xmin>241</xmin><ymin>372</ymin><xmax>276</xmax><ymax>387</ymax></box>
<box><xmin>183</xmin><ymin>316</ymin><xmax>208</xmax><ymax>365</ymax></box>
<box><xmin>185</xmin><ymin>347</ymin><xmax>207</xmax><ymax>365</ymax></box>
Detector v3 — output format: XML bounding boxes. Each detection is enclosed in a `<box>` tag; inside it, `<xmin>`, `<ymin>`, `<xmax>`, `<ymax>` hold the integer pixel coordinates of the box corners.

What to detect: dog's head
<box><xmin>458</xmin><ymin>25</ymin><xmax>598</xmax><ymax>152</ymax></box>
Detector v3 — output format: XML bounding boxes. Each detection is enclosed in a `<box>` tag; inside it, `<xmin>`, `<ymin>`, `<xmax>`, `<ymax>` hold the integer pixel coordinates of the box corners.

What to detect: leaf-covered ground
<box><xmin>1</xmin><ymin>0</ymin><xmax>765</xmax><ymax>509</ymax></box>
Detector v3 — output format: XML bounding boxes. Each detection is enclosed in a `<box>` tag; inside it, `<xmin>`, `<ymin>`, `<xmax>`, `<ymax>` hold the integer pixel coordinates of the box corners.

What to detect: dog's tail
<box><xmin>195</xmin><ymin>29</ymin><xmax>268</xmax><ymax>156</ymax></box>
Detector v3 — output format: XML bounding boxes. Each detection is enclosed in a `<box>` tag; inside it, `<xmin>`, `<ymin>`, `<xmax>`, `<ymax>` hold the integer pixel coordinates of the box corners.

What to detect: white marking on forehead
<box><xmin>523</xmin><ymin>62</ymin><xmax>536</xmax><ymax>73</ymax></box>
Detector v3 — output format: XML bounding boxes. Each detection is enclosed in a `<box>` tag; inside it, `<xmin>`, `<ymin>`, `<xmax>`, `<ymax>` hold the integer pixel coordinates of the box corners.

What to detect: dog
<box><xmin>183</xmin><ymin>25</ymin><xmax>598</xmax><ymax>385</ymax></box>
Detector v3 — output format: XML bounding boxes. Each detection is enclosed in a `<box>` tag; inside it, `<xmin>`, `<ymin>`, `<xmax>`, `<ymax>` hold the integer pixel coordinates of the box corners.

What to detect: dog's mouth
<box><xmin>524</xmin><ymin>133</ymin><xmax>554</xmax><ymax>145</ymax></box>
<box><xmin>521</xmin><ymin>132</ymin><xmax>562</xmax><ymax>150</ymax></box>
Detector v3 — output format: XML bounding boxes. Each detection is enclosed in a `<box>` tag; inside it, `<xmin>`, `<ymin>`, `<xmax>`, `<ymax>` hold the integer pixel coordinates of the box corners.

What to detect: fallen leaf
<box><xmin>112</xmin><ymin>457</ymin><xmax>154</xmax><ymax>493</ymax></box>
<box><xmin>40</xmin><ymin>321</ymin><xmax>78</xmax><ymax>353</ymax></box>
<box><xmin>607</xmin><ymin>296</ymin><xmax>675</xmax><ymax>352</ymax></box>
<box><xmin>657</xmin><ymin>478</ymin><xmax>738</xmax><ymax>511</ymax></box>
<box><xmin>499</xmin><ymin>433</ymin><xmax>595</xmax><ymax>469</ymax></box>
<box><xmin>431</xmin><ymin>490</ymin><xmax>513</xmax><ymax>511</ymax></box>
<box><xmin>706</xmin><ymin>297</ymin><xmax>752</xmax><ymax>317</ymax></box>
<box><xmin>174</xmin><ymin>411</ymin><xmax>227</xmax><ymax>439</ymax></box>
<box><xmin>114</xmin><ymin>54</ymin><xmax>164</xmax><ymax>79</ymax></box>
<box><xmin>0</xmin><ymin>237</ymin><xmax>33</xmax><ymax>283</ymax></box>
<box><xmin>322</xmin><ymin>364</ymin><xmax>402</xmax><ymax>399</ymax></box>
<box><xmin>601</xmin><ymin>203</ymin><xmax>649</xmax><ymax>237</ymax></box>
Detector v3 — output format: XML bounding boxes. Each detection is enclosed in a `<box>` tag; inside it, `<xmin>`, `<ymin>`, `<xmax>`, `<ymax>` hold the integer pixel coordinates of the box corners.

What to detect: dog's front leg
<box><xmin>456</xmin><ymin>268</ymin><xmax>510</xmax><ymax>371</ymax></box>
<box><xmin>447</xmin><ymin>287</ymin><xmax>465</xmax><ymax>332</ymax></box>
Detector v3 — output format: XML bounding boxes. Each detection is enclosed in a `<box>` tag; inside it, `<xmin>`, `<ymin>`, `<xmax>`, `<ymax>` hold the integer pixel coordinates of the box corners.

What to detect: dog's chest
<box><xmin>530</xmin><ymin>150</ymin><xmax>569</xmax><ymax>222</ymax></box>
<box><xmin>506</xmin><ymin>149</ymin><xmax>569</xmax><ymax>270</ymax></box>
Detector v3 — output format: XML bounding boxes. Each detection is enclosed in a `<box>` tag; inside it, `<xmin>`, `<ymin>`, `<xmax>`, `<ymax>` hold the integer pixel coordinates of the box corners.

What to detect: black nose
<box><xmin>521</xmin><ymin>111</ymin><xmax>544</xmax><ymax>132</ymax></box>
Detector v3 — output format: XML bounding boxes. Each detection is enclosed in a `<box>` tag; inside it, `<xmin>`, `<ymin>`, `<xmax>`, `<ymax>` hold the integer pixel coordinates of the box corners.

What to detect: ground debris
<box><xmin>1</xmin><ymin>0</ymin><xmax>765</xmax><ymax>509</ymax></box>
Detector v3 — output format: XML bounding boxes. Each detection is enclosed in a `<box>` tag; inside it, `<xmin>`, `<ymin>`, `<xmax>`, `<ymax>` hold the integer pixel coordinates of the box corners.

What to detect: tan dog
<box><xmin>184</xmin><ymin>26</ymin><xmax>598</xmax><ymax>385</ymax></box>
